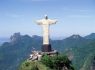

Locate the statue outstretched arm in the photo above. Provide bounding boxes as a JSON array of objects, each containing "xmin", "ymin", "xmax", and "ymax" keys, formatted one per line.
[{"xmin": 48, "ymin": 19, "xmax": 57, "ymax": 25}]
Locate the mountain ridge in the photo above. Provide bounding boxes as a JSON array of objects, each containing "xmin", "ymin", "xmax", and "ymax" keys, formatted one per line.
[{"xmin": 0, "ymin": 32, "xmax": 95, "ymax": 70}]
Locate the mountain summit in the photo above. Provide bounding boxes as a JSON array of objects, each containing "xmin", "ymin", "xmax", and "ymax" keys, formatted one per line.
[
  {"xmin": 64, "ymin": 34, "xmax": 84, "ymax": 41},
  {"xmin": 69, "ymin": 34, "xmax": 83, "ymax": 39},
  {"xmin": 10, "ymin": 32, "xmax": 21, "ymax": 43}
]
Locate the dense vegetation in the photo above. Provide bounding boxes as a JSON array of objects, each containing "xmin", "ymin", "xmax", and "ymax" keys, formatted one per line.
[
  {"xmin": 19, "ymin": 54, "xmax": 74, "ymax": 70},
  {"xmin": 41, "ymin": 54, "xmax": 74, "ymax": 70},
  {"xmin": 19, "ymin": 60, "xmax": 50, "ymax": 70},
  {"xmin": 0, "ymin": 33, "xmax": 95, "ymax": 70}
]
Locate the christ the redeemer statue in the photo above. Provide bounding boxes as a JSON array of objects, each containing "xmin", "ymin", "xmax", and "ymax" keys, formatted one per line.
[{"xmin": 36, "ymin": 15, "xmax": 57, "ymax": 52}]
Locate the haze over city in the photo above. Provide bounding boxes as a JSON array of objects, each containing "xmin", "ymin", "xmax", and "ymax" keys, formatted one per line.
[{"xmin": 0, "ymin": 0, "xmax": 95, "ymax": 38}]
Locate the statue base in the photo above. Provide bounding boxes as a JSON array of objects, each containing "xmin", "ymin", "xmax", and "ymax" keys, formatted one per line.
[{"xmin": 42, "ymin": 44, "xmax": 52, "ymax": 52}]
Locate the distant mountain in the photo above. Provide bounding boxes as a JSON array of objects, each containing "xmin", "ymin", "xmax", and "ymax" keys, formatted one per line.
[
  {"xmin": 63, "ymin": 34, "xmax": 85, "ymax": 44},
  {"xmin": 85, "ymin": 33, "xmax": 95, "ymax": 39},
  {"xmin": 51, "ymin": 35, "xmax": 85, "ymax": 52},
  {"xmin": 63, "ymin": 35, "xmax": 88, "ymax": 48},
  {"xmin": 0, "ymin": 33, "xmax": 42, "ymax": 70}
]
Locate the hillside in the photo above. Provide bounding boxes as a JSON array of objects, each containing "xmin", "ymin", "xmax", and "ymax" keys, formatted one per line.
[
  {"xmin": 0, "ymin": 33, "xmax": 42, "ymax": 70},
  {"xmin": 64, "ymin": 40, "xmax": 95, "ymax": 70},
  {"xmin": 0, "ymin": 33, "xmax": 95, "ymax": 70}
]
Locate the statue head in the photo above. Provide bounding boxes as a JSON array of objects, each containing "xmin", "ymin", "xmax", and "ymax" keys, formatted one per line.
[{"xmin": 44, "ymin": 15, "xmax": 48, "ymax": 20}]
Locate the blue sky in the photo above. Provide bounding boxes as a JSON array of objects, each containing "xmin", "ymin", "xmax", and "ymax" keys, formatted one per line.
[{"xmin": 0, "ymin": 0, "xmax": 95, "ymax": 38}]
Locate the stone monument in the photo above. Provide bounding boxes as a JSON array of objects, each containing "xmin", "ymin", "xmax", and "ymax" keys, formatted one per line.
[
  {"xmin": 29, "ymin": 15, "xmax": 58, "ymax": 61},
  {"xmin": 36, "ymin": 15, "xmax": 57, "ymax": 52}
]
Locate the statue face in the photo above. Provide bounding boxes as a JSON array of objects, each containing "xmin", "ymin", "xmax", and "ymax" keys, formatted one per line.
[{"xmin": 45, "ymin": 16, "xmax": 48, "ymax": 20}]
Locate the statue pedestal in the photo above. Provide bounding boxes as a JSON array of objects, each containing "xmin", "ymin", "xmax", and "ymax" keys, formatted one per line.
[
  {"xmin": 42, "ymin": 44, "xmax": 52, "ymax": 52},
  {"xmin": 41, "ymin": 50, "xmax": 59, "ymax": 56},
  {"xmin": 29, "ymin": 50, "xmax": 59, "ymax": 61}
]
